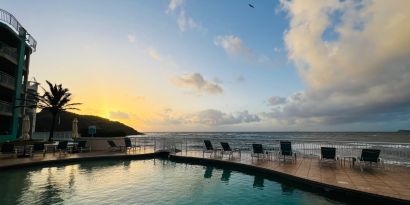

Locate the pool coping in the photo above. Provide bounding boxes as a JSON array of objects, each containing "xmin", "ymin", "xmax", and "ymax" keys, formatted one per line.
[
  {"xmin": 0, "ymin": 152, "xmax": 169, "ymax": 170},
  {"xmin": 168, "ymin": 154, "xmax": 410, "ymax": 205}
]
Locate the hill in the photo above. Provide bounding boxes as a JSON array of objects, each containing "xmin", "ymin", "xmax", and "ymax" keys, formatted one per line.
[{"xmin": 35, "ymin": 110, "xmax": 142, "ymax": 137}]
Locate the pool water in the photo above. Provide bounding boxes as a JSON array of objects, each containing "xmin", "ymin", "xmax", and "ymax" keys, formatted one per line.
[{"xmin": 0, "ymin": 159, "xmax": 346, "ymax": 205}]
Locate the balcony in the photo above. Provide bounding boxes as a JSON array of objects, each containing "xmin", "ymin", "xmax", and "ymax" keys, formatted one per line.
[
  {"xmin": 0, "ymin": 9, "xmax": 37, "ymax": 52},
  {"xmin": 0, "ymin": 100, "xmax": 12, "ymax": 116},
  {"xmin": 0, "ymin": 71, "xmax": 15, "ymax": 90},
  {"xmin": 0, "ymin": 41, "xmax": 17, "ymax": 64}
]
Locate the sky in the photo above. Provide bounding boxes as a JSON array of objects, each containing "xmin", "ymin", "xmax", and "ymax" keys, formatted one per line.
[{"xmin": 1, "ymin": 0, "xmax": 409, "ymax": 132}]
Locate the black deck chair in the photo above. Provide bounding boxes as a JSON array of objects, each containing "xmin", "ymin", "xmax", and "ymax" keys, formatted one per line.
[
  {"xmin": 33, "ymin": 143, "xmax": 45, "ymax": 156},
  {"xmin": 357, "ymin": 149, "xmax": 383, "ymax": 171},
  {"xmin": 124, "ymin": 138, "xmax": 133, "ymax": 151},
  {"xmin": 280, "ymin": 141, "xmax": 296, "ymax": 163},
  {"xmin": 107, "ymin": 140, "xmax": 124, "ymax": 151},
  {"xmin": 57, "ymin": 141, "xmax": 69, "ymax": 154},
  {"xmin": 77, "ymin": 141, "xmax": 91, "ymax": 152},
  {"xmin": 203, "ymin": 140, "xmax": 217, "ymax": 157},
  {"xmin": 124, "ymin": 138, "xmax": 140, "ymax": 151},
  {"xmin": 320, "ymin": 147, "xmax": 338, "ymax": 166},
  {"xmin": 0, "ymin": 143, "xmax": 16, "ymax": 158},
  {"xmin": 220, "ymin": 142, "xmax": 241, "ymax": 158},
  {"xmin": 251, "ymin": 144, "xmax": 266, "ymax": 159}
]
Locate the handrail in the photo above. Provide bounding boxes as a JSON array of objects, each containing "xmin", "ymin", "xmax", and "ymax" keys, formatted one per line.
[
  {"xmin": 0, "ymin": 8, "xmax": 37, "ymax": 52},
  {"xmin": 0, "ymin": 70, "xmax": 15, "ymax": 89},
  {"xmin": 0, "ymin": 100, "xmax": 12, "ymax": 114}
]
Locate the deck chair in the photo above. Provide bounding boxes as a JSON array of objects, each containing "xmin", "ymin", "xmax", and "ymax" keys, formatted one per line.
[
  {"xmin": 203, "ymin": 140, "xmax": 217, "ymax": 157},
  {"xmin": 77, "ymin": 141, "xmax": 91, "ymax": 152},
  {"xmin": 220, "ymin": 142, "xmax": 241, "ymax": 158},
  {"xmin": 107, "ymin": 140, "xmax": 124, "ymax": 151},
  {"xmin": 251, "ymin": 144, "xmax": 267, "ymax": 160},
  {"xmin": 357, "ymin": 149, "xmax": 383, "ymax": 171},
  {"xmin": 320, "ymin": 147, "xmax": 338, "ymax": 167},
  {"xmin": 57, "ymin": 141, "xmax": 69, "ymax": 155},
  {"xmin": 33, "ymin": 143, "xmax": 46, "ymax": 156},
  {"xmin": 0, "ymin": 143, "xmax": 16, "ymax": 158},
  {"xmin": 279, "ymin": 141, "xmax": 296, "ymax": 163},
  {"xmin": 124, "ymin": 138, "xmax": 139, "ymax": 151}
]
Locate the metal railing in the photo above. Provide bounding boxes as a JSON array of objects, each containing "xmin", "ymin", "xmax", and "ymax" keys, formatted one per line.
[
  {"xmin": 0, "ymin": 8, "xmax": 37, "ymax": 51},
  {"xmin": 0, "ymin": 100, "xmax": 12, "ymax": 115},
  {"xmin": 0, "ymin": 41, "xmax": 18, "ymax": 63},
  {"xmin": 32, "ymin": 131, "xmax": 79, "ymax": 141},
  {"xmin": 0, "ymin": 71, "xmax": 15, "ymax": 89},
  {"xmin": 129, "ymin": 136, "xmax": 410, "ymax": 166}
]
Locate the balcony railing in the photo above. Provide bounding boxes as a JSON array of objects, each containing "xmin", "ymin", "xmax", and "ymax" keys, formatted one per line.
[
  {"xmin": 0, "ymin": 100, "xmax": 12, "ymax": 116},
  {"xmin": 0, "ymin": 9, "xmax": 37, "ymax": 52},
  {"xmin": 129, "ymin": 136, "xmax": 410, "ymax": 167},
  {"xmin": 0, "ymin": 41, "xmax": 17, "ymax": 64},
  {"xmin": 0, "ymin": 71, "xmax": 15, "ymax": 89}
]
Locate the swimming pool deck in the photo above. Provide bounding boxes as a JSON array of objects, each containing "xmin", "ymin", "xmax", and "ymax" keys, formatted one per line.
[{"xmin": 0, "ymin": 149, "xmax": 409, "ymax": 203}]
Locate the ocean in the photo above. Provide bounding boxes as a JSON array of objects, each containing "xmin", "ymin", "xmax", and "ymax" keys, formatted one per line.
[{"xmin": 130, "ymin": 132, "xmax": 410, "ymax": 165}]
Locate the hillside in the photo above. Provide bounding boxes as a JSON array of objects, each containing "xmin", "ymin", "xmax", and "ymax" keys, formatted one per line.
[{"xmin": 35, "ymin": 110, "xmax": 142, "ymax": 137}]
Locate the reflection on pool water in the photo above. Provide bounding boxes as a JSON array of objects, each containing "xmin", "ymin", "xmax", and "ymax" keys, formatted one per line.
[{"xmin": 0, "ymin": 159, "xmax": 345, "ymax": 205}]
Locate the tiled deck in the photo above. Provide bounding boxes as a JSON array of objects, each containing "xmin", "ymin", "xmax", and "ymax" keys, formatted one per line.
[
  {"xmin": 1, "ymin": 149, "xmax": 409, "ymax": 203},
  {"xmin": 174, "ymin": 150, "xmax": 410, "ymax": 202}
]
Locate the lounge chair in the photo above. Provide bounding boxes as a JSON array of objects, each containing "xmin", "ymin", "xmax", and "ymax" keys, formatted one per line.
[
  {"xmin": 124, "ymin": 138, "xmax": 139, "ymax": 151},
  {"xmin": 220, "ymin": 142, "xmax": 241, "ymax": 158},
  {"xmin": 57, "ymin": 141, "xmax": 69, "ymax": 154},
  {"xmin": 15, "ymin": 145, "xmax": 34, "ymax": 157},
  {"xmin": 77, "ymin": 141, "xmax": 91, "ymax": 152},
  {"xmin": 107, "ymin": 140, "xmax": 125, "ymax": 151},
  {"xmin": 279, "ymin": 141, "xmax": 296, "ymax": 163},
  {"xmin": 203, "ymin": 140, "xmax": 218, "ymax": 157},
  {"xmin": 33, "ymin": 143, "xmax": 46, "ymax": 156},
  {"xmin": 357, "ymin": 149, "xmax": 384, "ymax": 171},
  {"xmin": 320, "ymin": 147, "xmax": 338, "ymax": 167},
  {"xmin": 0, "ymin": 143, "xmax": 16, "ymax": 158},
  {"xmin": 251, "ymin": 144, "xmax": 268, "ymax": 160}
]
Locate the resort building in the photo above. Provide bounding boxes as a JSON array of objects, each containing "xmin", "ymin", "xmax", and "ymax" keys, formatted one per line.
[{"xmin": 0, "ymin": 9, "xmax": 37, "ymax": 142}]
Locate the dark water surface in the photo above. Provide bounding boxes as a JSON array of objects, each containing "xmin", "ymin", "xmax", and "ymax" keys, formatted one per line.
[{"xmin": 0, "ymin": 159, "xmax": 346, "ymax": 205}]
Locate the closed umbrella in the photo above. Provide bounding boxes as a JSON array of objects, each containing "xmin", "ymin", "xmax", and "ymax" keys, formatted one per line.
[
  {"xmin": 21, "ymin": 115, "xmax": 30, "ymax": 141},
  {"xmin": 20, "ymin": 115, "xmax": 30, "ymax": 157},
  {"xmin": 72, "ymin": 118, "xmax": 79, "ymax": 140}
]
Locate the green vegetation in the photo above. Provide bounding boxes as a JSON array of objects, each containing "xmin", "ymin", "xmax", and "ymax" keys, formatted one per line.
[
  {"xmin": 35, "ymin": 110, "xmax": 141, "ymax": 137},
  {"xmin": 22, "ymin": 81, "xmax": 81, "ymax": 141}
]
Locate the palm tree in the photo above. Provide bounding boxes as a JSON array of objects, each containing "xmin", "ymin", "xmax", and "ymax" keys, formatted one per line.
[{"xmin": 37, "ymin": 81, "xmax": 81, "ymax": 142}]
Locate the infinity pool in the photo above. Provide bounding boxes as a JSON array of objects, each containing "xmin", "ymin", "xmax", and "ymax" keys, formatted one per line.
[{"xmin": 0, "ymin": 159, "xmax": 345, "ymax": 205}]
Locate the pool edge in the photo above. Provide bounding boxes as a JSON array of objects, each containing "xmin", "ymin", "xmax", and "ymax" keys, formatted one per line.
[{"xmin": 168, "ymin": 154, "xmax": 409, "ymax": 205}]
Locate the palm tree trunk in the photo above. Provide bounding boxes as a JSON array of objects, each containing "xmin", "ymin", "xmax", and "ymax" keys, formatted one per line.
[{"xmin": 48, "ymin": 112, "xmax": 57, "ymax": 142}]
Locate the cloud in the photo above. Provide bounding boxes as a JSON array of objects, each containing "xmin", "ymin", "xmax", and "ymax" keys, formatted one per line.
[
  {"xmin": 171, "ymin": 73, "xmax": 223, "ymax": 95},
  {"xmin": 167, "ymin": 0, "xmax": 184, "ymax": 13},
  {"xmin": 147, "ymin": 47, "xmax": 162, "ymax": 61},
  {"xmin": 214, "ymin": 35, "xmax": 276, "ymax": 66},
  {"xmin": 267, "ymin": 96, "xmax": 286, "ymax": 106},
  {"xmin": 214, "ymin": 35, "xmax": 253, "ymax": 57},
  {"xmin": 268, "ymin": 0, "xmax": 410, "ymax": 127},
  {"xmin": 166, "ymin": 0, "xmax": 205, "ymax": 32},
  {"xmin": 187, "ymin": 109, "xmax": 260, "ymax": 126},
  {"xmin": 127, "ymin": 34, "xmax": 136, "ymax": 43},
  {"xmin": 156, "ymin": 109, "xmax": 260, "ymax": 126},
  {"xmin": 109, "ymin": 111, "xmax": 130, "ymax": 119},
  {"xmin": 177, "ymin": 10, "xmax": 203, "ymax": 32}
]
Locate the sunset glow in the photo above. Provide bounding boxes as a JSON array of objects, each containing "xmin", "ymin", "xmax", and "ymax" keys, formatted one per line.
[{"xmin": 2, "ymin": 0, "xmax": 409, "ymax": 132}]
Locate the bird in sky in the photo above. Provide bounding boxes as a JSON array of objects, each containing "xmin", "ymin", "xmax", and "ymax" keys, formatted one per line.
[{"xmin": 248, "ymin": 3, "xmax": 255, "ymax": 8}]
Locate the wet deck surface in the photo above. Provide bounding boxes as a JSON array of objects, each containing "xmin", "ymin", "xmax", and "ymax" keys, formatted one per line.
[
  {"xmin": 1, "ymin": 148, "xmax": 409, "ymax": 202},
  {"xmin": 175, "ymin": 150, "xmax": 410, "ymax": 201}
]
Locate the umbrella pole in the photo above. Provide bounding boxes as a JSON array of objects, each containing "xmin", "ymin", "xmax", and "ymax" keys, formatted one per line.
[{"xmin": 23, "ymin": 138, "xmax": 26, "ymax": 156}]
